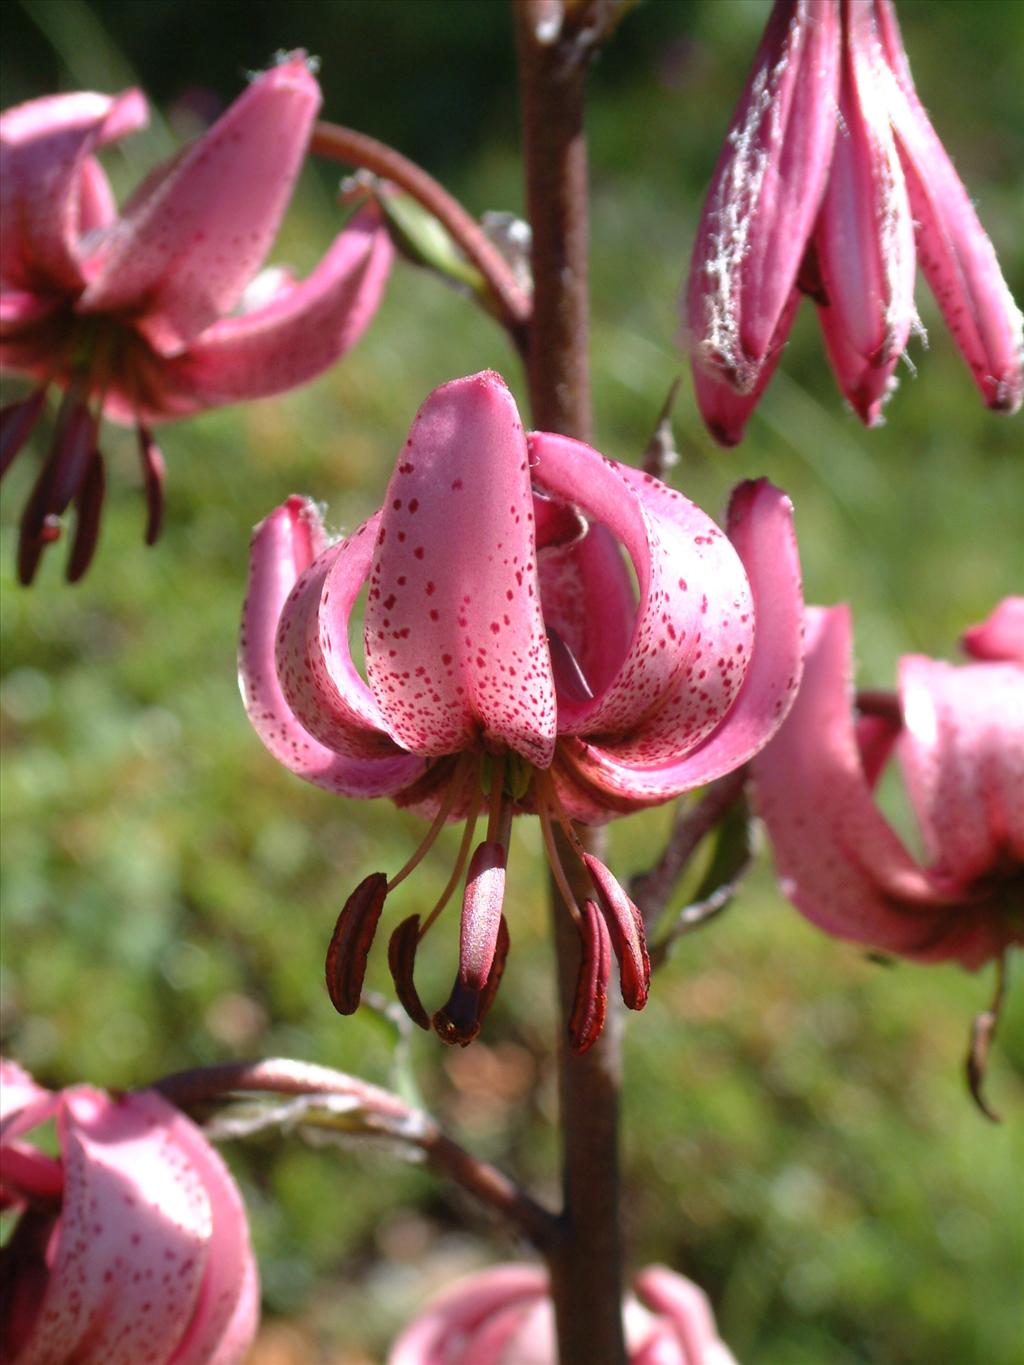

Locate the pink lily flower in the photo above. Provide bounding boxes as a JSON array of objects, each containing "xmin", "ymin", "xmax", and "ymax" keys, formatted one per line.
[
  {"xmin": 0, "ymin": 1058, "xmax": 259, "ymax": 1364},
  {"xmin": 387, "ymin": 1262, "xmax": 738, "ymax": 1365},
  {"xmin": 0, "ymin": 54, "xmax": 392, "ymax": 582},
  {"xmin": 240, "ymin": 370, "xmax": 804, "ymax": 1049},
  {"xmin": 685, "ymin": 0, "xmax": 1023, "ymax": 444},
  {"xmin": 750, "ymin": 599, "xmax": 1024, "ymax": 969}
]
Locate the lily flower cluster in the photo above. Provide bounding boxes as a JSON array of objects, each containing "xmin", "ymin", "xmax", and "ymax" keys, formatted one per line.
[
  {"xmin": 388, "ymin": 1262, "xmax": 738, "ymax": 1364},
  {"xmin": 685, "ymin": 0, "xmax": 1023, "ymax": 444},
  {"xmin": 240, "ymin": 371, "xmax": 804, "ymax": 1051},
  {"xmin": 0, "ymin": 1059, "xmax": 258, "ymax": 1364},
  {"xmin": 752, "ymin": 598, "xmax": 1024, "ymax": 967},
  {"xmin": 0, "ymin": 53, "xmax": 391, "ymax": 581}
]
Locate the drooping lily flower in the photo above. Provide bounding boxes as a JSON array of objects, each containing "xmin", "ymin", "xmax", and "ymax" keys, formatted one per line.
[
  {"xmin": 240, "ymin": 371, "xmax": 804, "ymax": 1049},
  {"xmin": 0, "ymin": 53, "xmax": 392, "ymax": 582},
  {"xmin": 387, "ymin": 1262, "xmax": 739, "ymax": 1365},
  {"xmin": 0, "ymin": 1058, "xmax": 259, "ymax": 1364},
  {"xmin": 751, "ymin": 599, "xmax": 1024, "ymax": 968},
  {"xmin": 685, "ymin": 0, "xmax": 1023, "ymax": 444}
]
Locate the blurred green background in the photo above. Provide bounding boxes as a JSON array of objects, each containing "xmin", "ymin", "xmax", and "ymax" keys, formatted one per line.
[{"xmin": 2, "ymin": 2, "xmax": 1022, "ymax": 1362}]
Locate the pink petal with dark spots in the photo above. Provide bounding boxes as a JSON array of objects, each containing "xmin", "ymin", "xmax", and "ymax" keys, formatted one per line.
[
  {"xmin": 239, "ymin": 497, "xmax": 425, "ymax": 798},
  {"xmin": 560, "ymin": 480, "xmax": 803, "ymax": 803},
  {"xmin": 148, "ymin": 205, "xmax": 392, "ymax": 419},
  {"xmin": 78, "ymin": 56, "xmax": 321, "ymax": 353},
  {"xmin": 0, "ymin": 88, "xmax": 147, "ymax": 293},
  {"xmin": 364, "ymin": 372, "xmax": 556, "ymax": 765},
  {"xmin": 751, "ymin": 606, "xmax": 993, "ymax": 964},
  {"xmin": 538, "ymin": 518, "xmax": 636, "ymax": 724},
  {"xmin": 530, "ymin": 432, "xmax": 751, "ymax": 754},
  {"xmin": 897, "ymin": 654, "xmax": 1024, "ymax": 886}
]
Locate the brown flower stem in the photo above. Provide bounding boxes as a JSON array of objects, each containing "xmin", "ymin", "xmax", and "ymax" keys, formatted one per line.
[
  {"xmin": 309, "ymin": 121, "xmax": 531, "ymax": 348},
  {"xmin": 152, "ymin": 1058, "xmax": 556, "ymax": 1249},
  {"xmin": 515, "ymin": 0, "xmax": 592, "ymax": 439},
  {"xmin": 549, "ymin": 827, "xmax": 627, "ymax": 1365},
  {"xmin": 515, "ymin": 4, "xmax": 626, "ymax": 1358}
]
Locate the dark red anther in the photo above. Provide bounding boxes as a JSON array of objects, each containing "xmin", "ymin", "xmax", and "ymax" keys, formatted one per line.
[
  {"xmin": 324, "ymin": 872, "xmax": 387, "ymax": 1015},
  {"xmin": 569, "ymin": 900, "xmax": 611, "ymax": 1055},
  {"xmin": 387, "ymin": 915, "xmax": 431, "ymax": 1030},
  {"xmin": 17, "ymin": 399, "xmax": 96, "ymax": 585},
  {"xmin": 1, "ymin": 389, "xmax": 46, "ymax": 480},
  {"xmin": 66, "ymin": 451, "xmax": 106, "ymax": 583},
  {"xmin": 433, "ymin": 915, "xmax": 510, "ymax": 1047},
  {"xmin": 137, "ymin": 425, "xmax": 166, "ymax": 546},
  {"xmin": 583, "ymin": 853, "xmax": 650, "ymax": 1010},
  {"xmin": 459, "ymin": 841, "xmax": 507, "ymax": 992}
]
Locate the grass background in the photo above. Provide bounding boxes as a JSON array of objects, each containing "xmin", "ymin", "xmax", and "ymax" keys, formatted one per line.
[{"xmin": 2, "ymin": 2, "xmax": 1022, "ymax": 1361}]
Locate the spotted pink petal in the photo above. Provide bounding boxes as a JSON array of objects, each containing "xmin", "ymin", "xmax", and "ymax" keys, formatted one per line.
[
  {"xmin": 0, "ymin": 88, "xmax": 147, "ymax": 293},
  {"xmin": 961, "ymin": 597, "xmax": 1024, "ymax": 664},
  {"xmin": 873, "ymin": 0, "xmax": 1023, "ymax": 414},
  {"xmin": 13, "ymin": 1088, "xmax": 209, "ymax": 1365},
  {"xmin": 530, "ymin": 434, "xmax": 752, "ymax": 758},
  {"xmin": 158, "ymin": 1097, "xmax": 259, "ymax": 1365},
  {"xmin": 750, "ymin": 606, "xmax": 966, "ymax": 959},
  {"xmin": 536, "ymin": 519, "xmax": 635, "ymax": 722},
  {"xmin": 812, "ymin": 0, "xmax": 916, "ymax": 427},
  {"xmin": 896, "ymin": 654, "xmax": 1024, "ymax": 887},
  {"xmin": 274, "ymin": 513, "xmax": 409, "ymax": 760},
  {"xmin": 78, "ymin": 56, "xmax": 321, "ymax": 354},
  {"xmin": 685, "ymin": 0, "xmax": 840, "ymax": 394},
  {"xmin": 561, "ymin": 480, "xmax": 804, "ymax": 807},
  {"xmin": 239, "ymin": 496, "xmax": 425, "ymax": 798},
  {"xmin": 146, "ymin": 205, "xmax": 393, "ymax": 421},
  {"xmin": 364, "ymin": 372, "xmax": 557, "ymax": 765}
]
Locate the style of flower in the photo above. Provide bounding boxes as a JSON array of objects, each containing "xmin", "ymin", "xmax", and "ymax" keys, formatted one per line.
[
  {"xmin": 240, "ymin": 370, "xmax": 804, "ymax": 1051},
  {"xmin": 685, "ymin": 0, "xmax": 1023, "ymax": 445},
  {"xmin": 0, "ymin": 1058, "xmax": 258, "ymax": 1364},
  {"xmin": 751, "ymin": 599, "xmax": 1024, "ymax": 968},
  {"xmin": 387, "ymin": 1262, "xmax": 738, "ymax": 1365},
  {"xmin": 0, "ymin": 53, "xmax": 392, "ymax": 582}
]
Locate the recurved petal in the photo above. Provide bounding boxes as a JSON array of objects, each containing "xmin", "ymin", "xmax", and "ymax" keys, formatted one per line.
[
  {"xmin": 364, "ymin": 373, "xmax": 556, "ymax": 765},
  {"xmin": 275, "ymin": 512, "xmax": 409, "ymax": 759},
  {"xmin": 561, "ymin": 480, "xmax": 803, "ymax": 803},
  {"xmin": 685, "ymin": 0, "xmax": 840, "ymax": 392},
  {"xmin": 813, "ymin": 0, "xmax": 916, "ymax": 426},
  {"xmin": 150, "ymin": 206, "xmax": 392, "ymax": 416},
  {"xmin": 961, "ymin": 597, "xmax": 1024, "ymax": 664},
  {"xmin": 874, "ymin": 3, "xmax": 1023, "ymax": 413},
  {"xmin": 529, "ymin": 433, "xmax": 751, "ymax": 755},
  {"xmin": 750, "ymin": 606, "xmax": 963, "ymax": 958},
  {"xmin": 537, "ymin": 518, "xmax": 635, "ymax": 722},
  {"xmin": 0, "ymin": 88, "xmax": 147, "ymax": 293},
  {"xmin": 141, "ymin": 1093, "xmax": 258, "ymax": 1365},
  {"xmin": 78, "ymin": 56, "xmax": 321, "ymax": 353},
  {"xmin": 897, "ymin": 654, "xmax": 1024, "ymax": 886},
  {"xmin": 14, "ymin": 1087, "xmax": 211, "ymax": 1365},
  {"xmin": 239, "ymin": 497, "xmax": 425, "ymax": 798}
]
